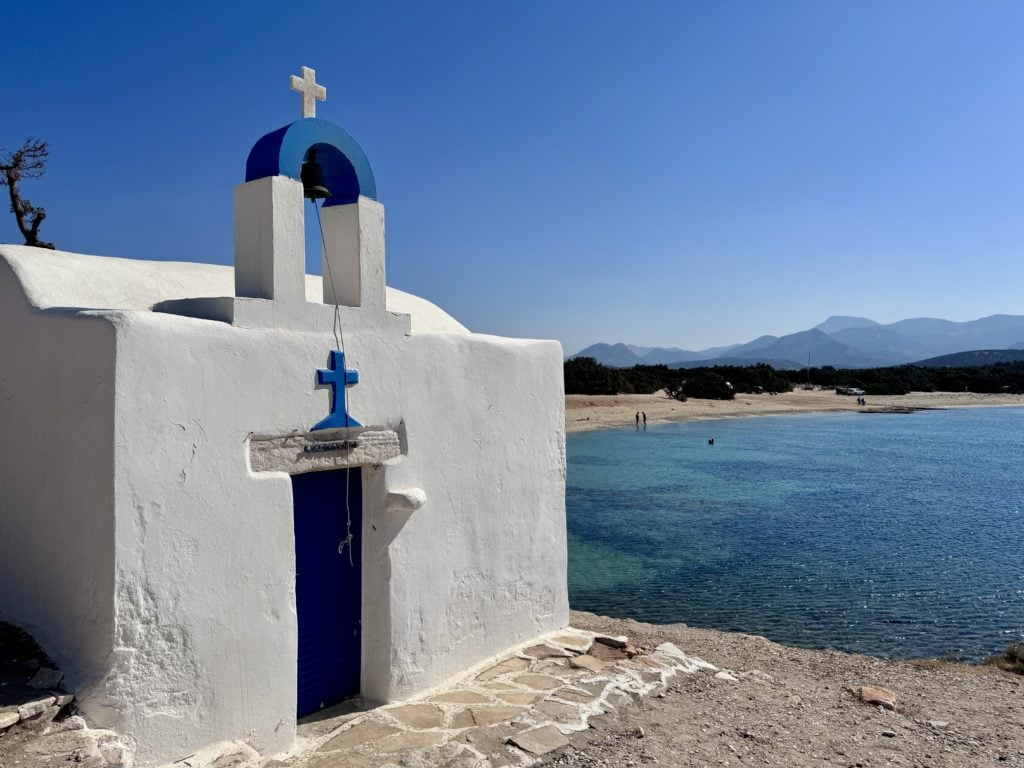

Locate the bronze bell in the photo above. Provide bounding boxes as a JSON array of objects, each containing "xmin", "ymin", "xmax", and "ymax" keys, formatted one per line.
[{"xmin": 300, "ymin": 149, "xmax": 331, "ymax": 200}]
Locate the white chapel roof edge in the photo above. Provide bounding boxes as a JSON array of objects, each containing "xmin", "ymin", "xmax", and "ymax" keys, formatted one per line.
[{"xmin": 0, "ymin": 244, "xmax": 469, "ymax": 335}]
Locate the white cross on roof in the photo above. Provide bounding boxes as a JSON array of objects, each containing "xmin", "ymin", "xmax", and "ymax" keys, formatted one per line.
[{"xmin": 290, "ymin": 66, "xmax": 326, "ymax": 119}]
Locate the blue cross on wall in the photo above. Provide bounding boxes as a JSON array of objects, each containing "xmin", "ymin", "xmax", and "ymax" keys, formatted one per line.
[{"xmin": 312, "ymin": 350, "xmax": 363, "ymax": 430}]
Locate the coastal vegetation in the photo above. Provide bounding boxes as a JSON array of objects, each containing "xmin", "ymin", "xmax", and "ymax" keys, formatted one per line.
[
  {"xmin": 986, "ymin": 643, "xmax": 1024, "ymax": 675},
  {"xmin": 564, "ymin": 357, "xmax": 1024, "ymax": 398}
]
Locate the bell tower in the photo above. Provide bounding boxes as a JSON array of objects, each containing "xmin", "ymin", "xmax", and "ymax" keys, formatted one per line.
[
  {"xmin": 155, "ymin": 67, "xmax": 403, "ymax": 332},
  {"xmin": 234, "ymin": 66, "xmax": 386, "ymax": 317}
]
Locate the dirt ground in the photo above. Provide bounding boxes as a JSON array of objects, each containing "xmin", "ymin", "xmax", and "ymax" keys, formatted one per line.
[
  {"xmin": 565, "ymin": 390, "xmax": 1024, "ymax": 433},
  {"xmin": 550, "ymin": 611, "xmax": 1024, "ymax": 768}
]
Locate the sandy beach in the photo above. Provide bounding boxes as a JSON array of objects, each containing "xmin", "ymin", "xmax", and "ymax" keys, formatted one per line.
[{"xmin": 566, "ymin": 389, "xmax": 1024, "ymax": 433}]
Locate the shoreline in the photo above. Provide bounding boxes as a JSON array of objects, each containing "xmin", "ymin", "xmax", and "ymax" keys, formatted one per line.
[{"xmin": 565, "ymin": 389, "xmax": 1024, "ymax": 433}]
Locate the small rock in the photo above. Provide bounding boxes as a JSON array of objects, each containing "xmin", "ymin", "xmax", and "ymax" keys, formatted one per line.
[
  {"xmin": 0, "ymin": 709, "xmax": 19, "ymax": 729},
  {"xmin": 18, "ymin": 695, "xmax": 56, "ymax": 719},
  {"xmin": 847, "ymin": 685, "xmax": 898, "ymax": 711},
  {"xmin": 926, "ymin": 720, "xmax": 949, "ymax": 730},
  {"xmin": 31, "ymin": 705, "xmax": 61, "ymax": 725},
  {"xmin": 881, "ymin": 730, "xmax": 896, "ymax": 738},
  {"xmin": 742, "ymin": 670, "xmax": 775, "ymax": 685},
  {"xmin": 714, "ymin": 672, "xmax": 739, "ymax": 682},
  {"xmin": 550, "ymin": 634, "xmax": 594, "ymax": 654},
  {"xmin": 28, "ymin": 667, "xmax": 63, "ymax": 690},
  {"xmin": 60, "ymin": 715, "xmax": 88, "ymax": 731},
  {"xmin": 54, "ymin": 693, "xmax": 75, "ymax": 706},
  {"xmin": 99, "ymin": 741, "xmax": 132, "ymax": 768},
  {"xmin": 633, "ymin": 727, "xmax": 645, "ymax": 739},
  {"xmin": 593, "ymin": 635, "xmax": 628, "ymax": 649}
]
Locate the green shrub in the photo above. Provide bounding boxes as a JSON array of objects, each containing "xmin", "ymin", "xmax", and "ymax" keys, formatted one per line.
[{"xmin": 984, "ymin": 643, "xmax": 1024, "ymax": 675}]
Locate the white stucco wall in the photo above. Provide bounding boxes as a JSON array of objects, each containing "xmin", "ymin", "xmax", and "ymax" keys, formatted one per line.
[
  {"xmin": 0, "ymin": 246, "xmax": 566, "ymax": 766},
  {"xmin": 0, "ymin": 256, "xmax": 117, "ymax": 698},
  {"xmin": 104, "ymin": 311, "xmax": 566, "ymax": 765}
]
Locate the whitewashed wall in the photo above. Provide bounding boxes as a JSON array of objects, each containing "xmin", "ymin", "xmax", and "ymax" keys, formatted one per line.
[
  {"xmin": 0, "ymin": 257, "xmax": 117, "ymax": 698},
  {"xmin": 0, "ymin": 246, "xmax": 568, "ymax": 766},
  {"xmin": 107, "ymin": 312, "xmax": 566, "ymax": 764}
]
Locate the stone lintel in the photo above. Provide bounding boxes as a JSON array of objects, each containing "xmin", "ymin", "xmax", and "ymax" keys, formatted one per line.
[{"xmin": 249, "ymin": 426, "xmax": 400, "ymax": 475}]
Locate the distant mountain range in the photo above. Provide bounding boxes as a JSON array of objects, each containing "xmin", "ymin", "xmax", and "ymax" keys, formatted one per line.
[{"xmin": 572, "ymin": 314, "xmax": 1024, "ymax": 369}]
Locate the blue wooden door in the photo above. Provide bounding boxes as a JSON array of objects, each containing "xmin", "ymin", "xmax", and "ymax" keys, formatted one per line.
[{"xmin": 292, "ymin": 468, "xmax": 362, "ymax": 717}]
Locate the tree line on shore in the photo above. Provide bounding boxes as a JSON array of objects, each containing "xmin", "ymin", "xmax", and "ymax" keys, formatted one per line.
[{"xmin": 564, "ymin": 356, "xmax": 1024, "ymax": 399}]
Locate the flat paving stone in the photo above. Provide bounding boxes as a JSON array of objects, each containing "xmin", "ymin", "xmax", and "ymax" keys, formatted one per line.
[
  {"xmin": 569, "ymin": 655, "xmax": 607, "ymax": 673},
  {"xmin": 549, "ymin": 635, "xmax": 593, "ymax": 654},
  {"xmin": 593, "ymin": 634, "xmax": 628, "ymax": 649},
  {"xmin": 522, "ymin": 644, "xmax": 570, "ymax": 660},
  {"xmin": 533, "ymin": 659, "xmax": 571, "ymax": 673},
  {"xmin": 318, "ymin": 719, "xmax": 400, "ymax": 751},
  {"xmin": 457, "ymin": 705, "xmax": 527, "ymax": 727},
  {"xmin": 475, "ymin": 657, "xmax": 529, "ymax": 681},
  {"xmin": 580, "ymin": 681, "xmax": 610, "ymax": 697},
  {"xmin": 450, "ymin": 708, "xmax": 476, "ymax": 729},
  {"xmin": 385, "ymin": 703, "xmax": 445, "ymax": 729},
  {"xmin": 377, "ymin": 729, "xmax": 445, "ymax": 753},
  {"xmin": 429, "ymin": 690, "xmax": 493, "ymax": 705},
  {"xmin": 458, "ymin": 724, "xmax": 520, "ymax": 765},
  {"xmin": 550, "ymin": 687, "xmax": 595, "ymax": 704},
  {"xmin": 507, "ymin": 724, "xmax": 570, "ymax": 756},
  {"xmin": 513, "ymin": 674, "xmax": 561, "ymax": 691},
  {"xmin": 307, "ymin": 752, "xmax": 395, "ymax": 768},
  {"xmin": 492, "ymin": 690, "xmax": 546, "ymax": 706},
  {"xmin": 533, "ymin": 699, "xmax": 582, "ymax": 724}
]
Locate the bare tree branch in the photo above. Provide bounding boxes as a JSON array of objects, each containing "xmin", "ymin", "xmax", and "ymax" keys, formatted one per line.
[{"xmin": 0, "ymin": 138, "xmax": 55, "ymax": 249}]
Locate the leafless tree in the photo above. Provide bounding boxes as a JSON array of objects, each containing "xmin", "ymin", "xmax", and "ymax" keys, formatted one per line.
[{"xmin": 0, "ymin": 138, "xmax": 55, "ymax": 249}]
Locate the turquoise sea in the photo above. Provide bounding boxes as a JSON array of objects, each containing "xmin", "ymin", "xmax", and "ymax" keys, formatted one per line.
[{"xmin": 566, "ymin": 407, "xmax": 1024, "ymax": 661}]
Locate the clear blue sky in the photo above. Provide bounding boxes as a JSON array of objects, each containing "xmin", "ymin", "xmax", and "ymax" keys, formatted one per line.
[{"xmin": 2, "ymin": 1, "xmax": 1022, "ymax": 354}]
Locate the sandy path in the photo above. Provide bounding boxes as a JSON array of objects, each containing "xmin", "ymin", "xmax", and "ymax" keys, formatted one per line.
[{"xmin": 566, "ymin": 389, "xmax": 1024, "ymax": 433}]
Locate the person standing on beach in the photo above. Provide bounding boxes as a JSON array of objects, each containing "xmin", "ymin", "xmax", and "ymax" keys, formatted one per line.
[
  {"xmin": 642, "ymin": 411, "xmax": 647, "ymax": 426},
  {"xmin": 635, "ymin": 412, "xmax": 640, "ymax": 427}
]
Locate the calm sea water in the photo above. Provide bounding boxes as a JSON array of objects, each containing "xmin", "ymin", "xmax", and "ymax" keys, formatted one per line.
[{"xmin": 566, "ymin": 407, "xmax": 1024, "ymax": 661}]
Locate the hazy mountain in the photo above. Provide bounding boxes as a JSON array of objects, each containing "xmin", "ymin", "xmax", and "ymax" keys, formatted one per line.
[
  {"xmin": 572, "ymin": 313, "xmax": 1024, "ymax": 369},
  {"xmin": 885, "ymin": 315, "xmax": 1024, "ymax": 359},
  {"xmin": 723, "ymin": 335, "xmax": 779, "ymax": 359},
  {"xmin": 814, "ymin": 316, "xmax": 879, "ymax": 334},
  {"xmin": 571, "ymin": 343, "xmax": 644, "ymax": 367},
  {"xmin": 625, "ymin": 344, "xmax": 656, "ymax": 356},
  {"xmin": 914, "ymin": 349, "xmax": 1024, "ymax": 367},
  {"xmin": 640, "ymin": 347, "xmax": 705, "ymax": 364},
  {"xmin": 699, "ymin": 343, "xmax": 743, "ymax": 358},
  {"xmin": 573, "ymin": 343, "xmax": 731, "ymax": 366},
  {"xmin": 670, "ymin": 356, "xmax": 807, "ymax": 370},
  {"xmin": 746, "ymin": 329, "xmax": 882, "ymax": 368},
  {"xmin": 826, "ymin": 325, "xmax": 925, "ymax": 366}
]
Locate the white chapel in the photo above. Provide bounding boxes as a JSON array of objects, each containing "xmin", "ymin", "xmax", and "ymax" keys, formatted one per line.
[{"xmin": 0, "ymin": 68, "xmax": 568, "ymax": 765}]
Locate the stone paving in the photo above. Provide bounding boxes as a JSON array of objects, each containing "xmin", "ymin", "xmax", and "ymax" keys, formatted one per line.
[{"xmin": 279, "ymin": 627, "xmax": 720, "ymax": 768}]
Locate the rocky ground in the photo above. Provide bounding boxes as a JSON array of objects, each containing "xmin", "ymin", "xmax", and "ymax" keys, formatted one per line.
[
  {"xmin": 4, "ymin": 614, "xmax": 1022, "ymax": 768},
  {"xmin": 0, "ymin": 623, "xmax": 129, "ymax": 768},
  {"xmin": 554, "ymin": 612, "xmax": 1024, "ymax": 768}
]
